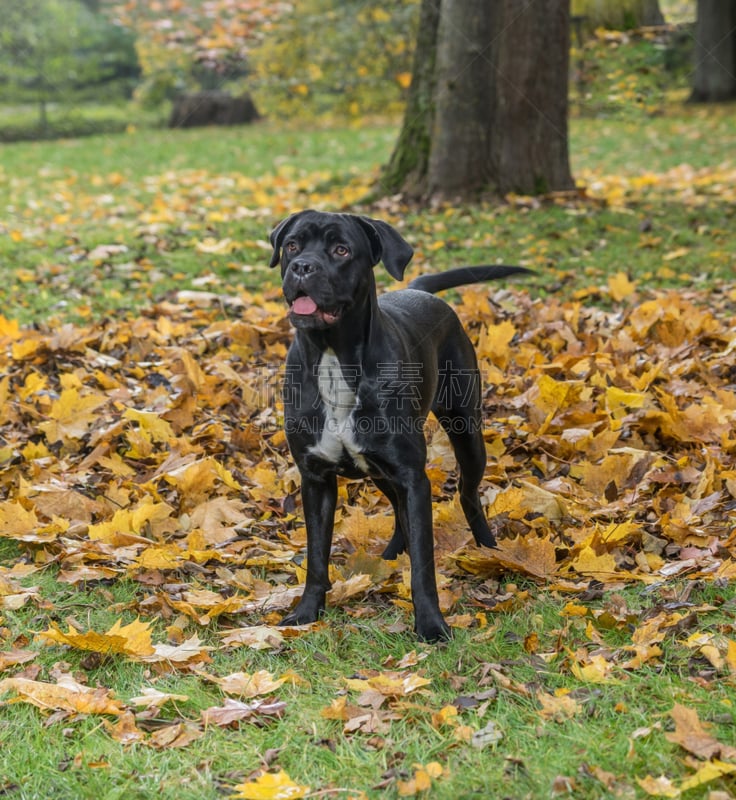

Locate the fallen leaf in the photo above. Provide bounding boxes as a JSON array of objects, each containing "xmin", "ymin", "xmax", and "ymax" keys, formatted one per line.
[
  {"xmin": 149, "ymin": 721, "xmax": 204, "ymax": 749},
  {"xmin": 537, "ymin": 690, "xmax": 582, "ymax": 721},
  {"xmin": 636, "ymin": 774, "xmax": 679, "ymax": 797},
  {"xmin": 0, "ymin": 675, "xmax": 124, "ymax": 716},
  {"xmin": 471, "ymin": 720, "xmax": 504, "ymax": 749},
  {"xmin": 397, "ymin": 762, "xmax": 443, "ymax": 796},
  {"xmin": 0, "ymin": 648, "xmax": 37, "ymax": 672},
  {"xmin": 230, "ymin": 770, "xmax": 310, "ymax": 800},
  {"xmin": 37, "ymin": 618, "xmax": 155, "ymax": 658},
  {"xmin": 201, "ymin": 697, "xmax": 286, "ymax": 728},
  {"xmin": 212, "ymin": 670, "xmax": 286, "ymax": 698},
  {"xmin": 665, "ymin": 703, "xmax": 736, "ymax": 761},
  {"xmin": 103, "ymin": 710, "xmax": 147, "ymax": 744},
  {"xmin": 679, "ymin": 759, "xmax": 736, "ymax": 792},
  {"xmin": 127, "ymin": 687, "xmax": 190, "ymax": 709},
  {"xmin": 219, "ymin": 626, "xmax": 286, "ymax": 651}
]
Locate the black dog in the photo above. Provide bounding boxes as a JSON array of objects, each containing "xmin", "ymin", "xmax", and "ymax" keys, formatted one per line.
[{"xmin": 270, "ymin": 210, "xmax": 531, "ymax": 641}]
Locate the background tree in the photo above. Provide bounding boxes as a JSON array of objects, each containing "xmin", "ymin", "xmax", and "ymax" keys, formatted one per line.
[
  {"xmin": 0, "ymin": 0, "xmax": 138, "ymax": 131},
  {"xmin": 381, "ymin": 0, "xmax": 574, "ymax": 201},
  {"xmin": 248, "ymin": 0, "xmax": 418, "ymax": 120},
  {"xmin": 689, "ymin": 0, "xmax": 736, "ymax": 102},
  {"xmin": 103, "ymin": 0, "xmax": 286, "ymax": 107}
]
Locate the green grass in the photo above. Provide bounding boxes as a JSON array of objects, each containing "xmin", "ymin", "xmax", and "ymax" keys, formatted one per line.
[
  {"xmin": 0, "ymin": 103, "xmax": 734, "ymax": 323},
  {"xmin": 2, "ymin": 568, "xmax": 735, "ymax": 798},
  {"xmin": 0, "ymin": 27, "xmax": 734, "ymax": 323}
]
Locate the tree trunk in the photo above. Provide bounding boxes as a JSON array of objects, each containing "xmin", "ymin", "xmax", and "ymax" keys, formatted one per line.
[
  {"xmin": 486, "ymin": 0, "xmax": 574, "ymax": 196},
  {"xmin": 689, "ymin": 0, "xmax": 736, "ymax": 102},
  {"xmin": 169, "ymin": 92, "xmax": 260, "ymax": 128},
  {"xmin": 379, "ymin": 0, "xmax": 441, "ymax": 197},
  {"xmin": 641, "ymin": 0, "xmax": 665, "ymax": 25},
  {"xmin": 380, "ymin": 0, "xmax": 573, "ymax": 202},
  {"xmin": 426, "ymin": 0, "xmax": 493, "ymax": 197}
]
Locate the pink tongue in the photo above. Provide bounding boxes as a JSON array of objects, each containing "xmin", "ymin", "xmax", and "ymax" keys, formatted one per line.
[{"xmin": 292, "ymin": 296, "xmax": 318, "ymax": 315}]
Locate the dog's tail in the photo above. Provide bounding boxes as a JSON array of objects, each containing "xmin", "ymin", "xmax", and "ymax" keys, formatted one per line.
[{"xmin": 407, "ymin": 265, "xmax": 534, "ymax": 294}]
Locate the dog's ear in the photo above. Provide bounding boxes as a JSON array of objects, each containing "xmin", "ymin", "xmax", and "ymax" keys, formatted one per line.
[
  {"xmin": 269, "ymin": 211, "xmax": 304, "ymax": 268},
  {"xmin": 354, "ymin": 216, "xmax": 414, "ymax": 280}
]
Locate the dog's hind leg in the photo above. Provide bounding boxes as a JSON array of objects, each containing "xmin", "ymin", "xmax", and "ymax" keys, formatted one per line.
[
  {"xmin": 434, "ymin": 363, "xmax": 496, "ymax": 549},
  {"xmin": 447, "ymin": 422, "xmax": 496, "ymax": 549},
  {"xmin": 374, "ymin": 478, "xmax": 407, "ymax": 559}
]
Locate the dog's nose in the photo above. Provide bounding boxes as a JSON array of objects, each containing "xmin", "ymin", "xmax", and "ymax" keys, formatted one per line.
[{"xmin": 291, "ymin": 259, "xmax": 316, "ymax": 278}]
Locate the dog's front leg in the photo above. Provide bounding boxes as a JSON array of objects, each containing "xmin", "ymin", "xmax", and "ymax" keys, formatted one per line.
[
  {"xmin": 396, "ymin": 472, "xmax": 451, "ymax": 643},
  {"xmin": 281, "ymin": 472, "xmax": 337, "ymax": 626}
]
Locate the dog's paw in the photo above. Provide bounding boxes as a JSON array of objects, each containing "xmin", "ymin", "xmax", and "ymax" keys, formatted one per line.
[
  {"xmin": 279, "ymin": 601, "xmax": 324, "ymax": 627},
  {"xmin": 415, "ymin": 616, "xmax": 452, "ymax": 644},
  {"xmin": 381, "ymin": 539, "xmax": 406, "ymax": 560},
  {"xmin": 474, "ymin": 530, "xmax": 497, "ymax": 549}
]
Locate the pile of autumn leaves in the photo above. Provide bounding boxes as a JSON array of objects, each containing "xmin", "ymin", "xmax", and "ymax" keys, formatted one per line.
[{"xmin": 0, "ymin": 279, "xmax": 735, "ymax": 794}]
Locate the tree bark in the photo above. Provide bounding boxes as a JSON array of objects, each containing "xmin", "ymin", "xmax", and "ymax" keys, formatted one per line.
[
  {"xmin": 689, "ymin": 0, "xmax": 736, "ymax": 102},
  {"xmin": 380, "ymin": 0, "xmax": 574, "ymax": 202},
  {"xmin": 168, "ymin": 92, "xmax": 260, "ymax": 128},
  {"xmin": 486, "ymin": 0, "xmax": 574, "ymax": 196},
  {"xmin": 426, "ymin": 0, "xmax": 493, "ymax": 197},
  {"xmin": 379, "ymin": 0, "xmax": 441, "ymax": 197}
]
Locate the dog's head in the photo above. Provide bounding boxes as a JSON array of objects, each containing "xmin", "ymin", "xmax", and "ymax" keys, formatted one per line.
[{"xmin": 269, "ymin": 210, "xmax": 414, "ymax": 329}]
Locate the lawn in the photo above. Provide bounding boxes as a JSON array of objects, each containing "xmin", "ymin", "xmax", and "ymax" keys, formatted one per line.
[
  {"xmin": 1, "ymin": 32, "xmax": 736, "ymax": 800},
  {"xmin": 0, "ymin": 100, "xmax": 734, "ymax": 322}
]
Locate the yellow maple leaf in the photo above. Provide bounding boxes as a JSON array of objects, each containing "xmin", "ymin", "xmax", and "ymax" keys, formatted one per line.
[
  {"xmin": 606, "ymin": 386, "xmax": 648, "ymax": 414},
  {"xmin": 0, "ymin": 675, "xmax": 125, "ymax": 716},
  {"xmin": 87, "ymin": 500, "xmax": 174, "ymax": 545},
  {"xmin": 123, "ymin": 408, "xmax": 175, "ymax": 443},
  {"xmin": 0, "ymin": 501, "xmax": 45, "ymax": 542},
  {"xmin": 431, "ymin": 705, "xmax": 458, "ymax": 728},
  {"xmin": 327, "ymin": 573, "xmax": 373, "ymax": 604},
  {"xmin": 726, "ymin": 639, "xmax": 736, "ymax": 674},
  {"xmin": 231, "ymin": 770, "xmax": 309, "ymax": 800},
  {"xmin": 534, "ymin": 374, "xmax": 578, "ymax": 415},
  {"xmin": 0, "ymin": 316, "xmax": 21, "ymax": 339},
  {"xmin": 216, "ymin": 670, "xmax": 286, "ymax": 698},
  {"xmin": 568, "ymin": 545, "xmax": 619, "ymax": 580},
  {"xmin": 679, "ymin": 760, "xmax": 736, "ymax": 792},
  {"xmin": 570, "ymin": 653, "xmax": 618, "ymax": 684},
  {"xmin": 38, "ymin": 618, "xmax": 155, "ymax": 658},
  {"xmin": 608, "ymin": 272, "xmax": 637, "ymax": 301},
  {"xmin": 636, "ymin": 774, "xmax": 679, "ymax": 797},
  {"xmin": 164, "ymin": 457, "xmax": 240, "ymax": 499},
  {"xmin": 38, "ymin": 387, "xmax": 107, "ymax": 443},
  {"xmin": 345, "ymin": 670, "xmax": 431, "ymax": 697},
  {"xmin": 476, "ymin": 320, "xmax": 517, "ymax": 368},
  {"xmin": 135, "ymin": 544, "xmax": 186, "ymax": 570}
]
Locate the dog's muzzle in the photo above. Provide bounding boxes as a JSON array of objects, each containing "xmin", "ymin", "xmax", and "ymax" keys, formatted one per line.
[{"xmin": 284, "ymin": 262, "xmax": 342, "ymax": 327}]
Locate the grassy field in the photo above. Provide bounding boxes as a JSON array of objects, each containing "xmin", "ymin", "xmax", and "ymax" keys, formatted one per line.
[
  {"xmin": 1, "ymin": 572, "xmax": 734, "ymax": 799},
  {"xmin": 1, "ymin": 30, "xmax": 736, "ymax": 800},
  {"xmin": 0, "ymin": 101, "xmax": 734, "ymax": 323}
]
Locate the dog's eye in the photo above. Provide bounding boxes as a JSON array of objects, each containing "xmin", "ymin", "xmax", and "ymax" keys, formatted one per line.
[
  {"xmin": 285, "ymin": 241, "xmax": 299, "ymax": 253},
  {"xmin": 334, "ymin": 244, "xmax": 350, "ymax": 257}
]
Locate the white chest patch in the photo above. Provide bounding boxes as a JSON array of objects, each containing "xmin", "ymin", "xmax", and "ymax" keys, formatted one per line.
[{"xmin": 310, "ymin": 349, "xmax": 369, "ymax": 472}]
